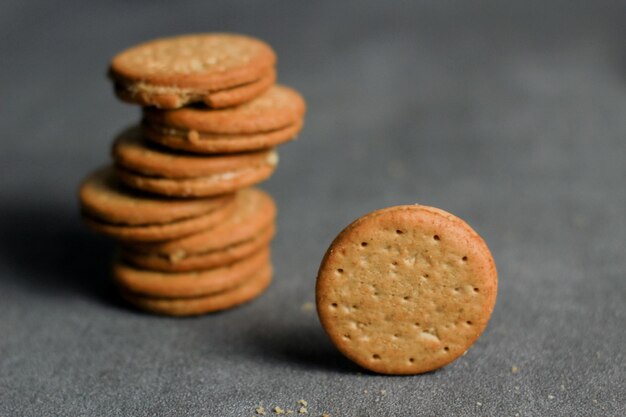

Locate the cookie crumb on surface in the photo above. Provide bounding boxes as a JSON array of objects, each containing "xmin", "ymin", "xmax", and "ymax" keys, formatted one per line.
[
  {"xmin": 297, "ymin": 399, "xmax": 308, "ymax": 406},
  {"xmin": 548, "ymin": 395, "xmax": 555, "ymax": 399},
  {"xmin": 256, "ymin": 406, "xmax": 266, "ymax": 415},
  {"xmin": 274, "ymin": 406, "xmax": 285, "ymax": 414},
  {"xmin": 322, "ymin": 414, "xmax": 331, "ymax": 417},
  {"xmin": 476, "ymin": 402, "xmax": 482, "ymax": 406},
  {"xmin": 300, "ymin": 302, "xmax": 314, "ymax": 312},
  {"xmin": 511, "ymin": 365, "xmax": 519, "ymax": 374},
  {"xmin": 298, "ymin": 407, "xmax": 308, "ymax": 414}
]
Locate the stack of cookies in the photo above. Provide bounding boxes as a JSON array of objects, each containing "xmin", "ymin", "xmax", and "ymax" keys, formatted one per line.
[{"xmin": 79, "ymin": 33, "xmax": 305, "ymax": 316}]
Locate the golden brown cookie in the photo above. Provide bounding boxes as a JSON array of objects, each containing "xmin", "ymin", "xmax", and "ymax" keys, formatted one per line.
[
  {"xmin": 316, "ymin": 205, "xmax": 498, "ymax": 375},
  {"xmin": 126, "ymin": 188, "xmax": 276, "ymax": 258},
  {"xmin": 109, "ymin": 33, "xmax": 276, "ymax": 109},
  {"xmin": 112, "ymin": 127, "xmax": 278, "ymax": 197},
  {"xmin": 122, "ymin": 224, "xmax": 275, "ymax": 272},
  {"xmin": 141, "ymin": 85, "xmax": 305, "ymax": 154},
  {"xmin": 79, "ymin": 166, "xmax": 235, "ymax": 242},
  {"xmin": 143, "ymin": 120, "xmax": 303, "ymax": 154},
  {"xmin": 114, "ymin": 247, "xmax": 270, "ymax": 298},
  {"xmin": 121, "ymin": 263, "xmax": 272, "ymax": 316}
]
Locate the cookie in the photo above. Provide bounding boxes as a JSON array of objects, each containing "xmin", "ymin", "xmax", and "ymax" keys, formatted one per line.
[
  {"xmin": 143, "ymin": 120, "xmax": 303, "ymax": 154},
  {"xmin": 126, "ymin": 188, "xmax": 276, "ymax": 258},
  {"xmin": 112, "ymin": 127, "xmax": 278, "ymax": 197},
  {"xmin": 114, "ymin": 247, "xmax": 270, "ymax": 298},
  {"xmin": 121, "ymin": 263, "xmax": 272, "ymax": 316},
  {"xmin": 316, "ymin": 205, "xmax": 498, "ymax": 375},
  {"xmin": 122, "ymin": 224, "xmax": 275, "ymax": 272},
  {"xmin": 109, "ymin": 33, "xmax": 276, "ymax": 109},
  {"xmin": 80, "ymin": 166, "xmax": 235, "ymax": 241},
  {"xmin": 141, "ymin": 84, "xmax": 305, "ymax": 154}
]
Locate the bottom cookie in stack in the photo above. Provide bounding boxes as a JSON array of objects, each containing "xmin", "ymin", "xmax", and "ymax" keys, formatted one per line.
[{"xmin": 114, "ymin": 188, "xmax": 276, "ymax": 316}]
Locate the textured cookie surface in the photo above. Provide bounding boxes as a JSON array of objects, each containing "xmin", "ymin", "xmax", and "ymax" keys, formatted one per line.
[
  {"xmin": 122, "ymin": 263, "xmax": 272, "ymax": 316},
  {"xmin": 109, "ymin": 33, "xmax": 276, "ymax": 108},
  {"xmin": 143, "ymin": 85, "xmax": 306, "ymax": 134},
  {"xmin": 316, "ymin": 205, "xmax": 497, "ymax": 375},
  {"xmin": 79, "ymin": 166, "xmax": 231, "ymax": 225}
]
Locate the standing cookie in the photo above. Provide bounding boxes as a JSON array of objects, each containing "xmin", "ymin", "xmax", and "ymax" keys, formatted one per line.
[
  {"xmin": 109, "ymin": 33, "xmax": 276, "ymax": 109},
  {"xmin": 316, "ymin": 205, "xmax": 497, "ymax": 375}
]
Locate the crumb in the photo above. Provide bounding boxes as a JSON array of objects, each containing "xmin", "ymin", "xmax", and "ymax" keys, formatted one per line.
[
  {"xmin": 514, "ymin": 413, "xmax": 519, "ymax": 416},
  {"xmin": 274, "ymin": 406, "xmax": 285, "ymax": 415},
  {"xmin": 596, "ymin": 351, "xmax": 602, "ymax": 359},
  {"xmin": 322, "ymin": 414, "xmax": 331, "ymax": 417},
  {"xmin": 286, "ymin": 411, "xmax": 293, "ymax": 415},
  {"xmin": 514, "ymin": 386, "xmax": 520, "ymax": 391},
  {"xmin": 363, "ymin": 389, "xmax": 368, "ymax": 394},
  {"xmin": 476, "ymin": 402, "xmax": 482, "ymax": 406},
  {"xmin": 298, "ymin": 400, "xmax": 308, "ymax": 407},
  {"xmin": 256, "ymin": 406, "xmax": 266, "ymax": 415},
  {"xmin": 511, "ymin": 365, "xmax": 519, "ymax": 374},
  {"xmin": 548, "ymin": 395, "xmax": 554, "ymax": 400},
  {"xmin": 560, "ymin": 384, "xmax": 565, "ymax": 391},
  {"xmin": 592, "ymin": 399, "xmax": 598, "ymax": 404},
  {"xmin": 380, "ymin": 389, "xmax": 386, "ymax": 395},
  {"xmin": 298, "ymin": 407, "xmax": 308, "ymax": 414},
  {"xmin": 301, "ymin": 302, "xmax": 314, "ymax": 312}
]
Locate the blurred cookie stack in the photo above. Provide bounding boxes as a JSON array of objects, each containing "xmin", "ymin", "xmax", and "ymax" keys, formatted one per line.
[{"xmin": 79, "ymin": 33, "xmax": 305, "ymax": 316}]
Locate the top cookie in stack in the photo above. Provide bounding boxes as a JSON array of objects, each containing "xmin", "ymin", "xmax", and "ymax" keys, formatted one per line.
[
  {"xmin": 79, "ymin": 33, "xmax": 305, "ymax": 316},
  {"xmin": 110, "ymin": 33, "xmax": 277, "ymax": 109}
]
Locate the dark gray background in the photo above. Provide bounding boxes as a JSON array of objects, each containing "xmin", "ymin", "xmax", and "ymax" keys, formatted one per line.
[{"xmin": 1, "ymin": 1, "xmax": 624, "ymax": 416}]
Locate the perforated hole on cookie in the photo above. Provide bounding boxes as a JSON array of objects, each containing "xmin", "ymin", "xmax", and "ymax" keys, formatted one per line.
[
  {"xmin": 372, "ymin": 354, "xmax": 381, "ymax": 360},
  {"xmin": 361, "ymin": 242, "xmax": 368, "ymax": 247},
  {"xmin": 336, "ymin": 268, "xmax": 344, "ymax": 274},
  {"xmin": 462, "ymin": 256, "xmax": 468, "ymax": 262},
  {"xmin": 433, "ymin": 235, "xmax": 440, "ymax": 241},
  {"xmin": 396, "ymin": 229, "xmax": 403, "ymax": 235}
]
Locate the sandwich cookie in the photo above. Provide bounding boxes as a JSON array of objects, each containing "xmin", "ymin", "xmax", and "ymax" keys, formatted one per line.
[
  {"xmin": 316, "ymin": 205, "xmax": 498, "ymax": 375},
  {"xmin": 122, "ymin": 223, "xmax": 275, "ymax": 272},
  {"xmin": 121, "ymin": 263, "xmax": 273, "ymax": 316},
  {"xmin": 80, "ymin": 166, "xmax": 235, "ymax": 242},
  {"xmin": 109, "ymin": 33, "xmax": 276, "ymax": 109},
  {"xmin": 114, "ymin": 247, "xmax": 270, "ymax": 298},
  {"xmin": 142, "ymin": 85, "xmax": 305, "ymax": 153},
  {"xmin": 113, "ymin": 127, "xmax": 278, "ymax": 197},
  {"xmin": 125, "ymin": 188, "xmax": 276, "ymax": 260}
]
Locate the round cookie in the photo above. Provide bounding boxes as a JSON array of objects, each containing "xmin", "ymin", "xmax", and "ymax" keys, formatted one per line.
[
  {"xmin": 143, "ymin": 85, "xmax": 306, "ymax": 135},
  {"xmin": 80, "ymin": 166, "xmax": 231, "ymax": 225},
  {"xmin": 113, "ymin": 126, "xmax": 278, "ymax": 178},
  {"xmin": 143, "ymin": 120, "xmax": 303, "ymax": 154},
  {"xmin": 80, "ymin": 167, "xmax": 236, "ymax": 241},
  {"xmin": 121, "ymin": 263, "xmax": 273, "ymax": 316},
  {"xmin": 126, "ymin": 188, "xmax": 276, "ymax": 257},
  {"xmin": 109, "ymin": 33, "xmax": 276, "ymax": 109},
  {"xmin": 122, "ymin": 224, "xmax": 275, "ymax": 272},
  {"xmin": 316, "ymin": 205, "xmax": 497, "ymax": 375},
  {"xmin": 112, "ymin": 127, "xmax": 278, "ymax": 197},
  {"xmin": 114, "ymin": 248, "xmax": 270, "ymax": 298}
]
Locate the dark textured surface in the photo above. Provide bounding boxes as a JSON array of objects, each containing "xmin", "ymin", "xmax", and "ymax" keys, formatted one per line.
[{"xmin": 1, "ymin": 1, "xmax": 625, "ymax": 416}]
